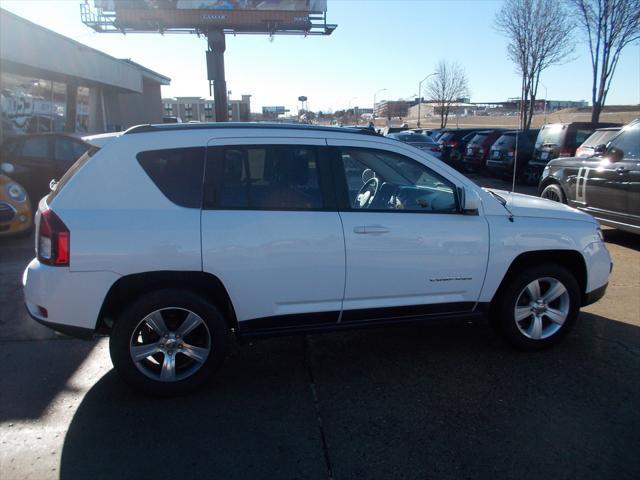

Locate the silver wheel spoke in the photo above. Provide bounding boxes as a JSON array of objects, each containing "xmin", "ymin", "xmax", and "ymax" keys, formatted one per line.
[
  {"xmin": 160, "ymin": 353, "xmax": 176, "ymax": 381},
  {"xmin": 515, "ymin": 306, "xmax": 531, "ymax": 321},
  {"xmin": 180, "ymin": 343, "xmax": 209, "ymax": 363},
  {"xmin": 528, "ymin": 315, "xmax": 543, "ymax": 339},
  {"xmin": 175, "ymin": 312, "xmax": 203, "ymax": 338},
  {"xmin": 131, "ymin": 343, "xmax": 161, "ymax": 361},
  {"xmin": 543, "ymin": 281, "xmax": 567, "ymax": 304},
  {"xmin": 526, "ymin": 280, "xmax": 541, "ymax": 301},
  {"xmin": 545, "ymin": 307, "xmax": 566, "ymax": 325},
  {"xmin": 145, "ymin": 311, "xmax": 169, "ymax": 336}
]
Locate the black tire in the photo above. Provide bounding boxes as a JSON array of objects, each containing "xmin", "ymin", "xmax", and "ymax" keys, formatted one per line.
[
  {"xmin": 491, "ymin": 264, "xmax": 581, "ymax": 350},
  {"xmin": 109, "ymin": 289, "xmax": 229, "ymax": 396},
  {"xmin": 540, "ymin": 183, "xmax": 566, "ymax": 204}
]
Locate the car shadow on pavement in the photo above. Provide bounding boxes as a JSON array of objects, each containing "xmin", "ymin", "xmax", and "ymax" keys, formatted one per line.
[
  {"xmin": 59, "ymin": 313, "xmax": 640, "ymax": 480},
  {"xmin": 603, "ymin": 229, "xmax": 640, "ymax": 251}
]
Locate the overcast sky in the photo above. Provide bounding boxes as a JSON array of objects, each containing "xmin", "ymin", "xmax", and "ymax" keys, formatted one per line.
[{"xmin": 2, "ymin": 0, "xmax": 639, "ymax": 113}]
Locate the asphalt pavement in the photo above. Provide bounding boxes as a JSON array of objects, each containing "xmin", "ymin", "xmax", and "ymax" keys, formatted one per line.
[{"xmin": 1, "ymin": 177, "xmax": 639, "ymax": 480}]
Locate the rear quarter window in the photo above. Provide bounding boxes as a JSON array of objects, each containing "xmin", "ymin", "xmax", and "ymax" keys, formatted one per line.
[{"xmin": 137, "ymin": 147, "xmax": 205, "ymax": 208}]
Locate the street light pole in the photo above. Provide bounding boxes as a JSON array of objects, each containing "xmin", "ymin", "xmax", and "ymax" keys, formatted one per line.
[
  {"xmin": 417, "ymin": 72, "xmax": 436, "ymax": 128},
  {"xmin": 373, "ymin": 88, "xmax": 387, "ymax": 124}
]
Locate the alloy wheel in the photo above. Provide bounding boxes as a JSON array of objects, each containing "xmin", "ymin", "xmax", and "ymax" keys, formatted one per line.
[
  {"xmin": 129, "ymin": 307, "xmax": 211, "ymax": 382},
  {"xmin": 514, "ymin": 277, "xmax": 570, "ymax": 340}
]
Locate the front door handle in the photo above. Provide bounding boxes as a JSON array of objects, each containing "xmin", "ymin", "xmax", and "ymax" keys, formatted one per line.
[
  {"xmin": 615, "ymin": 167, "xmax": 628, "ymax": 174},
  {"xmin": 354, "ymin": 225, "xmax": 390, "ymax": 234}
]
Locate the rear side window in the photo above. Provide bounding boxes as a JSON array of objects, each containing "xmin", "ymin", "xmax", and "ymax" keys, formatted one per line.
[
  {"xmin": 213, "ymin": 145, "xmax": 324, "ymax": 210},
  {"xmin": 137, "ymin": 147, "xmax": 205, "ymax": 208}
]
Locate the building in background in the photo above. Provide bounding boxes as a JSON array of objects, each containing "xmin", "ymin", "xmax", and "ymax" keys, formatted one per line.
[
  {"xmin": 374, "ymin": 100, "xmax": 416, "ymax": 119},
  {"xmin": 162, "ymin": 95, "xmax": 251, "ymax": 122},
  {"xmin": 0, "ymin": 9, "xmax": 170, "ymax": 141}
]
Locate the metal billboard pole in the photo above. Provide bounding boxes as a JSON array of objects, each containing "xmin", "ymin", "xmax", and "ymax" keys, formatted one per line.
[{"xmin": 207, "ymin": 30, "xmax": 228, "ymax": 122}]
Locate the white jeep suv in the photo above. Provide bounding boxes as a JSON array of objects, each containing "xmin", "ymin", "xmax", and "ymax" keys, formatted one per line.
[{"xmin": 23, "ymin": 123, "xmax": 611, "ymax": 395}]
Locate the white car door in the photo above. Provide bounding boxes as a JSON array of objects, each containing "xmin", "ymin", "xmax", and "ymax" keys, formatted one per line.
[
  {"xmin": 327, "ymin": 138, "xmax": 489, "ymax": 322},
  {"xmin": 200, "ymin": 137, "xmax": 345, "ymax": 334}
]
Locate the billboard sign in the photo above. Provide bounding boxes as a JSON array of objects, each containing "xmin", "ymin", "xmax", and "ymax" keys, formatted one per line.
[{"xmin": 96, "ymin": 1, "xmax": 328, "ymax": 33}]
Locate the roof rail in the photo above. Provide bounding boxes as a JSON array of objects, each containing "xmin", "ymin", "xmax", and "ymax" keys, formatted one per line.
[{"xmin": 124, "ymin": 122, "xmax": 382, "ymax": 136}]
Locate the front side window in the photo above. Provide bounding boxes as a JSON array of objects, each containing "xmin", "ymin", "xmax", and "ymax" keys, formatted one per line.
[
  {"xmin": 610, "ymin": 123, "xmax": 640, "ymax": 159},
  {"xmin": 137, "ymin": 147, "xmax": 205, "ymax": 208},
  {"xmin": 21, "ymin": 136, "xmax": 49, "ymax": 158},
  {"xmin": 339, "ymin": 148, "xmax": 457, "ymax": 212},
  {"xmin": 55, "ymin": 138, "xmax": 88, "ymax": 163},
  {"xmin": 217, "ymin": 145, "xmax": 323, "ymax": 210}
]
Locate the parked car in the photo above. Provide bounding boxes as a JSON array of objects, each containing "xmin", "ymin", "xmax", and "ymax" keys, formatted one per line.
[
  {"xmin": 575, "ymin": 127, "xmax": 621, "ymax": 158},
  {"xmin": 382, "ymin": 125, "xmax": 410, "ymax": 136},
  {"xmin": 538, "ymin": 119, "xmax": 640, "ymax": 234},
  {"xmin": 387, "ymin": 132, "xmax": 439, "ymax": 152},
  {"xmin": 0, "ymin": 174, "xmax": 32, "ymax": 237},
  {"xmin": 0, "ymin": 133, "xmax": 91, "ymax": 204},
  {"xmin": 486, "ymin": 129, "xmax": 540, "ymax": 179},
  {"xmin": 437, "ymin": 128, "xmax": 482, "ymax": 168},
  {"xmin": 524, "ymin": 122, "xmax": 621, "ymax": 184},
  {"xmin": 23, "ymin": 123, "xmax": 611, "ymax": 395},
  {"xmin": 461, "ymin": 129, "xmax": 506, "ymax": 173}
]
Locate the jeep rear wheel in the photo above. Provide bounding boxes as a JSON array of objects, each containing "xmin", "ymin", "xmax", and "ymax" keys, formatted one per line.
[
  {"xmin": 110, "ymin": 289, "xmax": 228, "ymax": 396},
  {"xmin": 493, "ymin": 264, "xmax": 580, "ymax": 350}
]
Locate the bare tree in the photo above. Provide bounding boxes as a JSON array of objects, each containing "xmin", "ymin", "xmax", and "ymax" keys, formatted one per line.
[
  {"xmin": 569, "ymin": 0, "xmax": 640, "ymax": 122},
  {"xmin": 495, "ymin": 0, "xmax": 574, "ymax": 130},
  {"xmin": 425, "ymin": 60, "xmax": 470, "ymax": 128}
]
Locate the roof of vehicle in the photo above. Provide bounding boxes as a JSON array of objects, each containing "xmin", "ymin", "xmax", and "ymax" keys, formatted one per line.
[
  {"xmin": 124, "ymin": 122, "xmax": 381, "ymax": 136},
  {"xmin": 540, "ymin": 122, "xmax": 622, "ymax": 128}
]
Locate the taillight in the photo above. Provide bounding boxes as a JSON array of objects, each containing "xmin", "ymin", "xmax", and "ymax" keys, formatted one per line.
[
  {"xmin": 559, "ymin": 148, "xmax": 572, "ymax": 157},
  {"xmin": 38, "ymin": 208, "xmax": 70, "ymax": 266}
]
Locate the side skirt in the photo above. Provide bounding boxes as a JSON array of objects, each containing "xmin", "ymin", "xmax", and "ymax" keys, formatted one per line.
[{"xmin": 237, "ymin": 302, "xmax": 489, "ymax": 339}]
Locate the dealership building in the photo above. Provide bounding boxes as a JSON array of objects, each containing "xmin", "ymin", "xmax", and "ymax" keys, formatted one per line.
[{"xmin": 0, "ymin": 9, "xmax": 170, "ymax": 141}]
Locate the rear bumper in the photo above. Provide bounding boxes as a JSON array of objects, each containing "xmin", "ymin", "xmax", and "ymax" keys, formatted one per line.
[
  {"xmin": 22, "ymin": 258, "xmax": 120, "ymax": 336},
  {"xmin": 25, "ymin": 304, "xmax": 94, "ymax": 339}
]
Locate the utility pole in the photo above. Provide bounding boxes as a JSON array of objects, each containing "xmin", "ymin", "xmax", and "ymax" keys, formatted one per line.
[{"xmin": 417, "ymin": 73, "xmax": 435, "ymax": 128}]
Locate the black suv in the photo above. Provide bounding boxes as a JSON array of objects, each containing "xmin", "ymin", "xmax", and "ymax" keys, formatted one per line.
[
  {"xmin": 524, "ymin": 122, "xmax": 621, "ymax": 184},
  {"xmin": 486, "ymin": 129, "xmax": 539, "ymax": 179},
  {"xmin": 538, "ymin": 119, "xmax": 640, "ymax": 234}
]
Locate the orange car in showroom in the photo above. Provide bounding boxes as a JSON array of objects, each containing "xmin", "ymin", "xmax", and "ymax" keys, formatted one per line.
[{"xmin": 0, "ymin": 174, "xmax": 32, "ymax": 236}]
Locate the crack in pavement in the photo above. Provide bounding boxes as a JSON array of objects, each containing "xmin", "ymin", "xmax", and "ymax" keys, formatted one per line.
[{"xmin": 302, "ymin": 335, "xmax": 334, "ymax": 480}]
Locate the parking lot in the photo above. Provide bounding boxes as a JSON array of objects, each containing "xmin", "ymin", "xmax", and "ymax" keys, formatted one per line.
[{"xmin": 1, "ymin": 174, "xmax": 639, "ymax": 480}]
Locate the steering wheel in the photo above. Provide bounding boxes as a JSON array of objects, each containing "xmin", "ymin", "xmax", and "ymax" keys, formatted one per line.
[{"xmin": 356, "ymin": 177, "xmax": 379, "ymax": 208}]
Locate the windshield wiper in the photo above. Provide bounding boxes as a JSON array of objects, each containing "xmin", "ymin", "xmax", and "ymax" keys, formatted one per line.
[
  {"xmin": 486, "ymin": 188, "xmax": 506, "ymax": 205},
  {"xmin": 486, "ymin": 189, "xmax": 515, "ymax": 222}
]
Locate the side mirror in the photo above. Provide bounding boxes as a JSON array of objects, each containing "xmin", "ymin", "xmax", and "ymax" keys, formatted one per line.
[
  {"xmin": 593, "ymin": 144, "xmax": 607, "ymax": 155},
  {"xmin": 607, "ymin": 146, "xmax": 624, "ymax": 162},
  {"xmin": 461, "ymin": 187, "xmax": 482, "ymax": 214},
  {"xmin": 1, "ymin": 163, "xmax": 15, "ymax": 175}
]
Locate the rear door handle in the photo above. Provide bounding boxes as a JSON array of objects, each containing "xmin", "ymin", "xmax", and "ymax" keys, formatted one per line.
[
  {"xmin": 354, "ymin": 225, "xmax": 390, "ymax": 234},
  {"xmin": 615, "ymin": 167, "xmax": 629, "ymax": 174}
]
